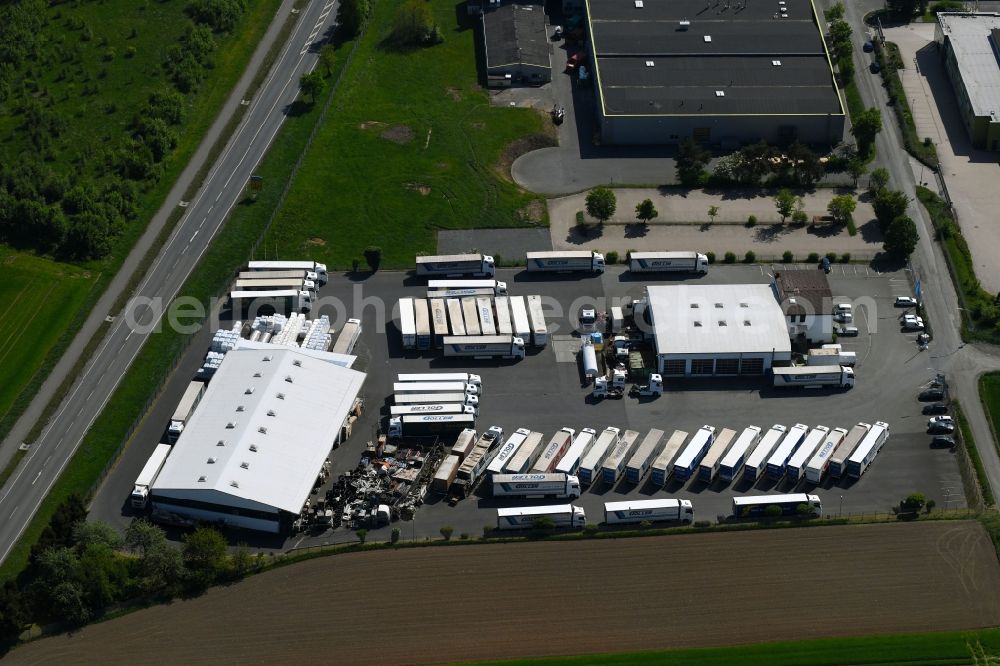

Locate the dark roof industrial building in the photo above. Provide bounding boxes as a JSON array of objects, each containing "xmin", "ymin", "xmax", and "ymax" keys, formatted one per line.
[
  {"xmin": 584, "ymin": 0, "xmax": 845, "ymax": 146},
  {"xmin": 482, "ymin": 2, "xmax": 551, "ymax": 87}
]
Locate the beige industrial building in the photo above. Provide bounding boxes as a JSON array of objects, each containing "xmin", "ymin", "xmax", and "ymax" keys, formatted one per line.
[{"xmin": 935, "ymin": 13, "xmax": 1000, "ymax": 151}]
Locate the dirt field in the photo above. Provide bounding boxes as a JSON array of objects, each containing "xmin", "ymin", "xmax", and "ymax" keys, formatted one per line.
[{"xmin": 11, "ymin": 522, "xmax": 1000, "ymax": 665}]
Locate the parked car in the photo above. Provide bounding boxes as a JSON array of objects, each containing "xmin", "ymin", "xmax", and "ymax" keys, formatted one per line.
[
  {"xmin": 820, "ymin": 257, "xmax": 831, "ymax": 273},
  {"xmin": 928, "ymin": 416, "xmax": 955, "ymax": 433},
  {"xmin": 895, "ymin": 296, "xmax": 918, "ymax": 307},
  {"xmin": 902, "ymin": 315, "xmax": 925, "ymax": 330},
  {"xmin": 863, "ymin": 41, "xmax": 875, "ymax": 52},
  {"xmin": 838, "ymin": 325, "xmax": 859, "ymax": 336},
  {"xmin": 834, "ymin": 312, "xmax": 853, "ymax": 323},
  {"xmin": 922, "ymin": 402, "xmax": 949, "ymax": 415},
  {"xmin": 919, "ymin": 388, "xmax": 945, "ymax": 401},
  {"xmin": 931, "ymin": 435, "xmax": 956, "ymax": 448},
  {"xmin": 870, "ymin": 61, "xmax": 881, "ymax": 74}
]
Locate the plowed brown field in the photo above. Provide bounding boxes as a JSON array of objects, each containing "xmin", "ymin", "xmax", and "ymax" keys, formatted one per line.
[{"xmin": 11, "ymin": 521, "xmax": 1000, "ymax": 665}]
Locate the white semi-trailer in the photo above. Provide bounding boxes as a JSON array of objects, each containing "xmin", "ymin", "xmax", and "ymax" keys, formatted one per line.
[
  {"xmin": 627, "ymin": 251, "xmax": 709, "ymax": 274},
  {"xmin": 442, "ymin": 335, "xmax": 525, "ymax": 359},
  {"xmin": 247, "ymin": 260, "xmax": 328, "ymax": 284},
  {"xmin": 388, "ymin": 414, "xmax": 476, "ymax": 439},
  {"xmin": 238, "ymin": 269, "xmax": 319, "ymax": 283},
  {"xmin": 131, "ymin": 443, "xmax": 172, "ymax": 509},
  {"xmin": 509, "ymin": 296, "xmax": 531, "ymax": 341},
  {"xmin": 233, "ymin": 278, "xmax": 316, "ymax": 294},
  {"xmin": 428, "ymin": 288, "xmax": 495, "ymax": 300},
  {"xmin": 496, "ymin": 504, "xmax": 586, "ymax": 530},
  {"xmin": 526, "ymin": 295, "xmax": 548, "ymax": 346},
  {"xmin": 168, "ymin": 380, "xmax": 205, "ymax": 443},
  {"xmin": 461, "ymin": 297, "xmax": 481, "ymax": 336},
  {"xmin": 487, "ymin": 428, "xmax": 532, "ymax": 475},
  {"xmin": 451, "ymin": 428, "xmax": 479, "ymax": 461},
  {"xmin": 846, "ymin": 421, "xmax": 890, "ymax": 478},
  {"xmin": 718, "ymin": 426, "xmax": 762, "ymax": 482},
  {"xmin": 555, "ymin": 428, "xmax": 597, "ymax": 475},
  {"xmin": 743, "ymin": 424, "xmax": 787, "ymax": 482},
  {"xmin": 477, "ymin": 297, "xmax": 497, "ymax": 336},
  {"xmin": 765, "ymin": 423, "xmax": 809, "ymax": 480},
  {"xmin": 393, "ymin": 392, "xmax": 478, "ymax": 406},
  {"xmin": 492, "ymin": 473, "xmax": 581, "ymax": 499},
  {"xmin": 697, "ymin": 427, "xmax": 737, "ymax": 483},
  {"xmin": 399, "ymin": 297, "xmax": 416, "ymax": 349},
  {"xmin": 393, "ymin": 382, "xmax": 479, "ymax": 396},
  {"xmin": 446, "ymin": 299, "xmax": 466, "ymax": 336},
  {"xmin": 414, "ymin": 298, "xmax": 432, "ymax": 351},
  {"xmin": 494, "ymin": 296, "xmax": 513, "ymax": 336},
  {"xmin": 431, "ymin": 454, "xmax": 461, "ymax": 493},
  {"xmin": 578, "ymin": 427, "xmax": 622, "ymax": 484},
  {"xmin": 416, "ymin": 253, "xmax": 495, "ymax": 277},
  {"xmin": 427, "ymin": 279, "xmax": 507, "ymax": 295},
  {"xmin": 804, "ymin": 427, "xmax": 848, "ymax": 483},
  {"xmin": 785, "ymin": 425, "xmax": 830, "ymax": 482},
  {"xmin": 231, "ymin": 289, "xmax": 312, "ymax": 315},
  {"xmin": 504, "ymin": 431, "xmax": 545, "ymax": 474},
  {"xmin": 450, "ymin": 426, "xmax": 504, "ymax": 499},
  {"xmin": 624, "ymin": 428, "xmax": 665, "ymax": 484},
  {"xmin": 397, "ymin": 373, "xmax": 483, "ymax": 388},
  {"xmin": 604, "ymin": 499, "xmax": 694, "ymax": 525},
  {"xmin": 650, "ymin": 429, "xmax": 689, "ymax": 485},
  {"xmin": 772, "ymin": 365, "xmax": 855, "ymax": 388},
  {"xmin": 389, "ymin": 403, "xmax": 476, "ymax": 417},
  {"xmin": 600, "ymin": 430, "xmax": 641, "ymax": 485},
  {"xmin": 829, "ymin": 422, "xmax": 871, "ymax": 479},
  {"xmin": 733, "ymin": 493, "xmax": 822, "ymax": 518},
  {"xmin": 531, "ymin": 428, "xmax": 575, "ymax": 473},
  {"xmin": 807, "ymin": 348, "xmax": 857, "ymax": 367},
  {"xmin": 525, "ymin": 250, "xmax": 605, "ymax": 273},
  {"xmin": 672, "ymin": 425, "xmax": 716, "ymax": 482},
  {"xmin": 331, "ymin": 318, "xmax": 362, "ymax": 355},
  {"xmin": 430, "ymin": 299, "xmax": 449, "ymax": 348}
]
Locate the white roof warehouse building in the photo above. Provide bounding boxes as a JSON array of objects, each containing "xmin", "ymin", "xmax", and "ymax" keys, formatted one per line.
[
  {"xmin": 151, "ymin": 347, "xmax": 365, "ymax": 533},
  {"xmin": 643, "ymin": 284, "xmax": 792, "ymax": 376},
  {"xmin": 935, "ymin": 13, "xmax": 1000, "ymax": 151}
]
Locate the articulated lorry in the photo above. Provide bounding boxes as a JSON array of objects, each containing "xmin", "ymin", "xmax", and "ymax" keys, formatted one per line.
[
  {"xmin": 604, "ymin": 499, "xmax": 694, "ymax": 525},
  {"xmin": 765, "ymin": 423, "xmax": 809, "ymax": 480},
  {"xmin": 233, "ymin": 277, "xmax": 316, "ymax": 294},
  {"xmin": 578, "ymin": 427, "xmax": 621, "ymax": 484},
  {"xmin": 733, "ymin": 493, "xmax": 822, "ymax": 518},
  {"xmin": 416, "ymin": 253, "xmax": 495, "ymax": 277},
  {"xmin": 743, "ymin": 425, "xmax": 787, "ymax": 482},
  {"xmin": 697, "ymin": 427, "xmax": 737, "ymax": 483},
  {"xmin": 427, "ymin": 279, "xmax": 507, "ymax": 295},
  {"xmin": 393, "ymin": 382, "xmax": 479, "ymax": 396},
  {"xmin": 451, "ymin": 428, "xmax": 479, "ymax": 461},
  {"xmin": 389, "ymin": 403, "xmax": 476, "ymax": 417},
  {"xmin": 555, "ymin": 428, "xmax": 597, "ymax": 475},
  {"xmin": 430, "ymin": 299, "xmax": 449, "ymax": 348},
  {"xmin": 650, "ymin": 429, "xmax": 689, "ymax": 485},
  {"xmin": 804, "ymin": 427, "xmax": 848, "ymax": 483},
  {"xmin": 238, "ymin": 268, "xmax": 319, "ymax": 284},
  {"xmin": 231, "ymin": 289, "xmax": 312, "ymax": 316},
  {"xmin": 531, "ymin": 428, "xmax": 575, "ymax": 473},
  {"xmin": 450, "ymin": 426, "xmax": 504, "ymax": 499},
  {"xmin": 247, "ymin": 260, "xmax": 328, "ymax": 284},
  {"xmin": 785, "ymin": 425, "xmax": 830, "ymax": 482},
  {"xmin": 772, "ymin": 365, "xmax": 854, "ymax": 388},
  {"xmin": 393, "ymin": 392, "xmax": 478, "ymax": 407},
  {"xmin": 331, "ymin": 318, "xmax": 362, "ymax": 355},
  {"xmin": 504, "ymin": 431, "xmax": 545, "ymax": 474},
  {"xmin": 600, "ymin": 429, "xmax": 641, "ymax": 485},
  {"xmin": 525, "ymin": 250, "xmax": 605, "ymax": 273},
  {"xmin": 627, "ymin": 251, "xmax": 709, "ymax": 274},
  {"xmin": 829, "ymin": 422, "xmax": 871, "ymax": 479},
  {"xmin": 131, "ymin": 443, "xmax": 172, "ymax": 509},
  {"xmin": 846, "ymin": 421, "xmax": 890, "ymax": 478},
  {"xmin": 168, "ymin": 380, "xmax": 205, "ymax": 443},
  {"xmin": 442, "ymin": 335, "xmax": 525, "ymax": 359},
  {"xmin": 487, "ymin": 428, "xmax": 532, "ymax": 476},
  {"xmin": 388, "ymin": 414, "xmax": 476, "ymax": 439},
  {"xmin": 428, "ymin": 287, "xmax": 495, "ymax": 300},
  {"xmin": 672, "ymin": 425, "xmax": 716, "ymax": 482},
  {"xmin": 624, "ymin": 428, "xmax": 665, "ymax": 484},
  {"xmin": 718, "ymin": 426, "xmax": 762, "ymax": 482},
  {"xmin": 496, "ymin": 504, "xmax": 586, "ymax": 530},
  {"xmin": 397, "ymin": 373, "xmax": 483, "ymax": 388},
  {"xmin": 492, "ymin": 473, "xmax": 581, "ymax": 499}
]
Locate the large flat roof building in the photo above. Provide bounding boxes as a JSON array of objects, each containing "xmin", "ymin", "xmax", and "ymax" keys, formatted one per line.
[
  {"xmin": 482, "ymin": 2, "xmax": 551, "ymax": 87},
  {"xmin": 584, "ymin": 0, "xmax": 845, "ymax": 146},
  {"xmin": 935, "ymin": 13, "xmax": 1000, "ymax": 151},
  {"xmin": 643, "ymin": 284, "xmax": 792, "ymax": 376},
  {"xmin": 152, "ymin": 347, "xmax": 365, "ymax": 533}
]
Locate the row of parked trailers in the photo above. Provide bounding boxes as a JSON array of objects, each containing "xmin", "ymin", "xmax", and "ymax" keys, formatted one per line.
[
  {"xmin": 414, "ymin": 252, "xmax": 710, "ymax": 276},
  {"xmin": 398, "ymin": 295, "xmax": 547, "ymax": 352}
]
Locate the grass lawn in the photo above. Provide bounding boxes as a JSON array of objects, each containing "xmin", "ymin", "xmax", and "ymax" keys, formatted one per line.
[
  {"xmin": 262, "ymin": 0, "xmax": 551, "ymax": 269},
  {"xmin": 475, "ymin": 629, "xmax": 1000, "ymax": 666},
  {"xmin": 980, "ymin": 373, "xmax": 1000, "ymax": 454},
  {"xmin": 0, "ymin": 251, "xmax": 97, "ymax": 427}
]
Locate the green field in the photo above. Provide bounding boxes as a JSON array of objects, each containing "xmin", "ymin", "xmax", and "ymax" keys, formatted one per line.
[
  {"xmin": 262, "ymin": 0, "xmax": 551, "ymax": 269},
  {"xmin": 980, "ymin": 373, "xmax": 1000, "ymax": 448},
  {"xmin": 0, "ymin": 250, "xmax": 96, "ymax": 426},
  {"xmin": 475, "ymin": 629, "xmax": 1000, "ymax": 666}
]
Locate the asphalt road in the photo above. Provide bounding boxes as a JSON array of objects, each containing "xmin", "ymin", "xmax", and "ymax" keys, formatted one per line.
[{"xmin": 0, "ymin": 0, "xmax": 340, "ymax": 565}]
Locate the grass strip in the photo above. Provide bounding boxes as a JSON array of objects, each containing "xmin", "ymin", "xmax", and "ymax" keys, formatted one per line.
[{"xmin": 954, "ymin": 400, "xmax": 994, "ymax": 506}]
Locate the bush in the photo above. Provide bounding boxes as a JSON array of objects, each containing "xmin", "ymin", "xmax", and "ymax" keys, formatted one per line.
[
  {"xmin": 723, "ymin": 251, "xmax": 736, "ymax": 264},
  {"xmin": 746, "ymin": 214, "xmax": 757, "ymax": 227},
  {"xmin": 575, "ymin": 211, "xmax": 585, "ymax": 227},
  {"xmin": 782, "ymin": 250, "xmax": 794, "ymax": 263},
  {"xmin": 390, "ymin": 528, "xmax": 400, "ymax": 544},
  {"xmin": 440, "ymin": 526, "xmax": 454, "ymax": 541},
  {"xmin": 840, "ymin": 253, "xmax": 851, "ymax": 263},
  {"xmin": 705, "ymin": 251, "xmax": 716, "ymax": 264},
  {"xmin": 791, "ymin": 209, "xmax": 809, "ymax": 226},
  {"xmin": 605, "ymin": 250, "xmax": 619, "ymax": 265},
  {"xmin": 363, "ymin": 245, "xmax": 382, "ymax": 271},
  {"xmin": 744, "ymin": 250, "xmax": 756, "ymax": 263},
  {"xmin": 583, "ymin": 523, "xmax": 599, "ymax": 536},
  {"xmin": 356, "ymin": 529, "xmax": 368, "ymax": 543},
  {"xmin": 693, "ymin": 520, "xmax": 711, "ymax": 528},
  {"xmin": 902, "ymin": 492, "xmax": 927, "ymax": 511},
  {"xmin": 807, "ymin": 252, "xmax": 820, "ymax": 263},
  {"xmin": 482, "ymin": 525, "xmax": 493, "ymax": 539},
  {"xmin": 459, "ymin": 533, "xmax": 469, "ymax": 540},
  {"xmin": 825, "ymin": 252, "xmax": 838, "ymax": 263}
]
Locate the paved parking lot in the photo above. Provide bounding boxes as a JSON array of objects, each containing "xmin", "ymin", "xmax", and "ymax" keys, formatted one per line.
[{"xmin": 91, "ymin": 265, "xmax": 966, "ymax": 549}]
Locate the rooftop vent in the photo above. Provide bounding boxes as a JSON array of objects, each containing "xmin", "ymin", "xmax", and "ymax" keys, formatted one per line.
[
  {"xmin": 694, "ymin": 321, "xmax": 703, "ymax": 327},
  {"xmin": 679, "ymin": 19, "xmax": 690, "ymax": 29},
  {"xmin": 198, "ymin": 475, "xmax": 207, "ymax": 482},
  {"xmin": 293, "ymin": 359, "xmax": 302, "ymax": 367},
  {"xmin": 645, "ymin": 60, "xmax": 655, "ymax": 67},
  {"xmin": 718, "ymin": 320, "xmax": 728, "ymax": 327},
  {"xmin": 634, "ymin": 0, "xmax": 643, "ymax": 7},
  {"xmin": 690, "ymin": 303, "xmax": 700, "ymax": 308},
  {"xmin": 277, "ymin": 392, "xmax": 286, "ymax": 400},
  {"xmin": 240, "ymin": 462, "xmax": 250, "ymax": 470},
  {"xmin": 740, "ymin": 302, "xmax": 749, "ymax": 308},
  {"xmin": 249, "ymin": 444, "xmax": 258, "ymax": 452},
  {"xmin": 236, "ymin": 405, "xmax": 245, "ymax": 412},
  {"xmin": 285, "ymin": 375, "xmax": 293, "ymax": 383},
  {"xmin": 245, "ymin": 387, "xmax": 254, "ymax": 395},
  {"xmin": 715, "ymin": 303, "xmax": 724, "ymax": 308},
  {"xmin": 744, "ymin": 320, "xmax": 752, "ymax": 326},
  {"xmin": 772, "ymin": 60, "xmax": 782, "ymax": 66},
  {"xmin": 226, "ymin": 421, "xmax": 237, "ymax": 429},
  {"xmin": 253, "ymin": 371, "xmax": 262, "ymax": 378},
  {"xmin": 230, "ymin": 480, "xmax": 239, "ymax": 488},
  {"xmin": 207, "ymin": 457, "xmax": 217, "ymax": 464},
  {"xmin": 267, "ymin": 409, "xmax": 276, "ymax": 417},
  {"xmin": 217, "ymin": 440, "xmax": 226, "ymax": 447},
  {"xmin": 258, "ymin": 426, "xmax": 268, "ymax": 434},
  {"xmin": 263, "ymin": 355, "xmax": 272, "ymax": 362},
  {"xmin": 715, "ymin": 90, "xmax": 725, "ymax": 97},
  {"xmin": 704, "ymin": 35, "xmax": 712, "ymax": 42}
]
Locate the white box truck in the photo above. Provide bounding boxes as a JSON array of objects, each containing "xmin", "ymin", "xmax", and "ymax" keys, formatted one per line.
[
  {"xmin": 650, "ymin": 429, "xmax": 689, "ymax": 485},
  {"xmin": 496, "ymin": 504, "xmax": 586, "ymax": 530},
  {"xmin": 718, "ymin": 426, "xmax": 762, "ymax": 482},
  {"xmin": 331, "ymin": 318, "xmax": 362, "ymax": 355},
  {"xmin": 494, "ymin": 296, "xmax": 513, "ymax": 336},
  {"xmin": 772, "ymin": 365, "xmax": 855, "ymax": 388},
  {"xmin": 487, "ymin": 428, "xmax": 532, "ymax": 475},
  {"xmin": 578, "ymin": 427, "xmax": 621, "ymax": 484},
  {"xmin": 526, "ymin": 295, "xmax": 548, "ymax": 347},
  {"xmin": 804, "ymin": 426, "xmax": 848, "ymax": 483},
  {"xmin": 829, "ymin": 422, "xmax": 871, "ymax": 479},
  {"xmin": 785, "ymin": 425, "xmax": 830, "ymax": 482},
  {"xmin": 509, "ymin": 296, "xmax": 531, "ymax": 341},
  {"xmin": 492, "ymin": 473, "xmax": 581, "ymax": 499},
  {"xmin": 131, "ymin": 443, "xmax": 172, "ymax": 509},
  {"xmin": 168, "ymin": 380, "xmax": 205, "ymax": 443},
  {"xmin": 672, "ymin": 425, "xmax": 716, "ymax": 482},
  {"xmin": 697, "ymin": 427, "xmax": 737, "ymax": 483},
  {"xmin": 604, "ymin": 499, "xmax": 694, "ymax": 525},
  {"xmin": 389, "ymin": 403, "xmax": 476, "ymax": 417},
  {"xmin": 442, "ymin": 335, "xmax": 525, "ymax": 359},
  {"xmin": 427, "ymin": 279, "xmax": 507, "ymax": 295},
  {"xmin": 451, "ymin": 428, "xmax": 479, "ymax": 461},
  {"xmin": 393, "ymin": 382, "xmax": 479, "ymax": 396},
  {"xmin": 504, "ymin": 431, "xmax": 545, "ymax": 474},
  {"xmin": 555, "ymin": 428, "xmax": 597, "ymax": 475},
  {"xmin": 765, "ymin": 423, "xmax": 809, "ymax": 480},
  {"xmin": 416, "ymin": 253, "xmax": 495, "ymax": 277},
  {"xmin": 846, "ymin": 420, "xmax": 890, "ymax": 478},
  {"xmin": 531, "ymin": 428, "xmax": 575, "ymax": 473},
  {"xmin": 432, "ymin": 454, "xmax": 461, "ymax": 493},
  {"xmin": 397, "ymin": 373, "xmax": 483, "ymax": 388},
  {"xmin": 627, "ymin": 251, "xmax": 709, "ymax": 274},
  {"xmin": 624, "ymin": 428, "xmax": 665, "ymax": 484},
  {"xmin": 525, "ymin": 250, "xmax": 605, "ymax": 273},
  {"xmin": 600, "ymin": 429, "xmax": 641, "ymax": 485},
  {"xmin": 743, "ymin": 425, "xmax": 787, "ymax": 482},
  {"xmin": 247, "ymin": 260, "xmax": 328, "ymax": 284},
  {"xmin": 414, "ymin": 298, "xmax": 432, "ymax": 351},
  {"xmin": 399, "ymin": 297, "xmax": 416, "ymax": 349},
  {"xmin": 461, "ymin": 297, "xmax": 481, "ymax": 336},
  {"xmin": 446, "ymin": 298, "xmax": 466, "ymax": 336},
  {"xmin": 807, "ymin": 348, "xmax": 857, "ymax": 367},
  {"xmin": 477, "ymin": 297, "xmax": 497, "ymax": 336}
]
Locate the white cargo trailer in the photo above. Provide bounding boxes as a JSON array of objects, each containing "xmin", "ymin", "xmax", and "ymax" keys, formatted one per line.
[
  {"xmin": 525, "ymin": 250, "xmax": 605, "ymax": 273},
  {"xmin": 604, "ymin": 499, "xmax": 694, "ymax": 525},
  {"xmin": 451, "ymin": 428, "xmax": 479, "ymax": 461},
  {"xmin": 414, "ymin": 298, "xmax": 432, "ymax": 351},
  {"xmin": 804, "ymin": 427, "xmax": 848, "ymax": 483},
  {"xmin": 487, "ymin": 428, "xmax": 532, "ymax": 475},
  {"xmin": 807, "ymin": 348, "xmax": 857, "ymax": 367},
  {"xmin": 429, "ymin": 299, "xmax": 449, "ymax": 348},
  {"xmin": 496, "ymin": 504, "xmax": 586, "ymax": 530},
  {"xmin": 627, "ymin": 251, "xmax": 709, "ymax": 274},
  {"xmin": 477, "ymin": 297, "xmax": 497, "ymax": 336},
  {"xmin": 494, "ymin": 296, "xmax": 513, "ymax": 336},
  {"xmin": 168, "ymin": 380, "xmax": 205, "ymax": 443},
  {"xmin": 427, "ymin": 279, "xmax": 507, "ymax": 294},
  {"xmin": 672, "ymin": 426, "xmax": 716, "ymax": 482},
  {"xmin": 131, "ymin": 443, "xmax": 172, "ymax": 509},
  {"xmin": 846, "ymin": 421, "xmax": 890, "ymax": 478},
  {"xmin": 578, "ymin": 427, "xmax": 621, "ymax": 484},
  {"xmin": 743, "ymin": 425, "xmax": 787, "ymax": 482},
  {"xmin": 238, "ymin": 269, "xmax": 318, "ymax": 283},
  {"xmin": 765, "ymin": 423, "xmax": 809, "ymax": 480},
  {"xmin": 428, "ymin": 288, "xmax": 495, "ymax": 300},
  {"xmin": 531, "ymin": 428, "xmax": 576, "ymax": 473},
  {"xmin": 441, "ymin": 335, "xmax": 525, "ymax": 359},
  {"xmin": 231, "ymin": 289, "xmax": 312, "ymax": 316},
  {"xmin": 446, "ymin": 298, "xmax": 465, "ymax": 336},
  {"xmin": 492, "ymin": 473, "xmax": 581, "ymax": 499},
  {"xmin": 650, "ymin": 430, "xmax": 689, "ymax": 485},
  {"xmin": 233, "ymin": 278, "xmax": 316, "ymax": 294},
  {"xmin": 733, "ymin": 493, "xmax": 822, "ymax": 518},
  {"xmin": 772, "ymin": 365, "xmax": 855, "ymax": 388},
  {"xmin": 331, "ymin": 318, "xmax": 362, "ymax": 355},
  {"xmin": 786, "ymin": 426, "xmax": 830, "ymax": 482},
  {"xmin": 399, "ymin": 298, "xmax": 416, "ymax": 349},
  {"xmin": 416, "ymin": 253, "xmax": 495, "ymax": 277},
  {"xmin": 697, "ymin": 427, "xmax": 737, "ymax": 483},
  {"xmin": 397, "ymin": 373, "xmax": 483, "ymax": 388},
  {"xmin": 510, "ymin": 296, "xmax": 531, "ymax": 341},
  {"xmin": 555, "ymin": 428, "xmax": 597, "ymax": 475},
  {"xmin": 393, "ymin": 392, "xmax": 478, "ymax": 406},
  {"xmin": 718, "ymin": 426, "xmax": 762, "ymax": 482},
  {"xmin": 388, "ymin": 414, "xmax": 476, "ymax": 438},
  {"xmin": 504, "ymin": 431, "xmax": 545, "ymax": 474},
  {"xmin": 460, "ymin": 297, "xmax": 481, "ymax": 336},
  {"xmin": 432, "ymin": 455, "xmax": 461, "ymax": 493},
  {"xmin": 451, "ymin": 427, "xmax": 504, "ymax": 498},
  {"xmin": 624, "ymin": 428, "xmax": 665, "ymax": 484},
  {"xmin": 829, "ymin": 422, "xmax": 871, "ymax": 479},
  {"xmin": 600, "ymin": 429, "xmax": 641, "ymax": 485},
  {"xmin": 389, "ymin": 403, "xmax": 476, "ymax": 417},
  {"xmin": 247, "ymin": 260, "xmax": 328, "ymax": 284},
  {"xmin": 393, "ymin": 382, "xmax": 479, "ymax": 396},
  {"xmin": 526, "ymin": 295, "xmax": 548, "ymax": 346}
]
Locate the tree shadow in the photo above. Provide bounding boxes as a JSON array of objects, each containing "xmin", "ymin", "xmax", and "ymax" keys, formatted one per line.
[
  {"xmin": 859, "ymin": 219, "xmax": 884, "ymax": 243},
  {"xmin": 624, "ymin": 223, "xmax": 648, "ymax": 238},
  {"xmin": 283, "ymin": 99, "xmax": 313, "ymax": 117},
  {"xmin": 753, "ymin": 224, "xmax": 791, "ymax": 243},
  {"xmin": 806, "ymin": 223, "xmax": 841, "ymax": 238},
  {"xmin": 565, "ymin": 223, "xmax": 603, "ymax": 244}
]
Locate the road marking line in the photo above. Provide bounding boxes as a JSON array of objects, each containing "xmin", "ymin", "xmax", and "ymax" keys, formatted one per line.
[
  {"xmin": 31, "ymin": 472, "xmax": 41, "ymax": 485},
  {"xmin": 190, "ymin": 230, "xmax": 200, "ymax": 242},
  {"xmin": 8, "ymin": 507, "xmax": 16, "ymax": 520}
]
